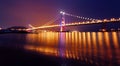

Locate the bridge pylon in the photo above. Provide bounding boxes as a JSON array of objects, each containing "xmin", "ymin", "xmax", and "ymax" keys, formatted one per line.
[{"xmin": 60, "ymin": 11, "xmax": 65, "ymax": 32}]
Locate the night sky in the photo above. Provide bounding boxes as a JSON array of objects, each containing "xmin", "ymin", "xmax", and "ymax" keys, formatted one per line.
[{"xmin": 0, "ymin": 0, "xmax": 120, "ymax": 28}]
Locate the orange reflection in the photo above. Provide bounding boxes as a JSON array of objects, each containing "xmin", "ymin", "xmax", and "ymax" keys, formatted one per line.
[
  {"xmin": 119, "ymin": 32, "xmax": 120, "ymax": 44},
  {"xmin": 103, "ymin": 32, "xmax": 112, "ymax": 63},
  {"xmin": 91, "ymin": 32, "xmax": 98, "ymax": 62},
  {"xmin": 72, "ymin": 32, "xmax": 75, "ymax": 45},
  {"xmin": 65, "ymin": 32, "xmax": 69, "ymax": 46},
  {"xmin": 91, "ymin": 32, "xmax": 97, "ymax": 49},
  {"xmin": 87, "ymin": 32, "xmax": 91, "ymax": 49},
  {"xmin": 86, "ymin": 32, "xmax": 92, "ymax": 60},
  {"xmin": 112, "ymin": 32, "xmax": 119, "ymax": 49},
  {"xmin": 74, "ymin": 32, "xmax": 79, "ymax": 59},
  {"xmin": 25, "ymin": 32, "xmax": 120, "ymax": 66},
  {"xmin": 78, "ymin": 32, "xmax": 82, "ymax": 58},
  {"xmin": 82, "ymin": 32, "xmax": 87, "ymax": 58},
  {"xmin": 26, "ymin": 34, "xmax": 38, "ymax": 44},
  {"xmin": 98, "ymin": 32, "xmax": 104, "ymax": 48},
  {"xmin": 82, "ymin": 32, "xmax": 86, "ymax": 48},
  {"xmin": 78, "ymin": 32, "xmax": 82, "ymax": 48},
  {"xmin": 104, "ymin": 32, "xmax": 110, "ymax": 49},
  {"xmin": 112, "ymin": 32, "xmax": 120, "ymax": 65},
  {"xmin": 97, "ymin": 32, "xmax": 105, "ymax": 60},
  {"xmin": 34, "ymin": 46, "xmax": 57, "ymax": 56}
]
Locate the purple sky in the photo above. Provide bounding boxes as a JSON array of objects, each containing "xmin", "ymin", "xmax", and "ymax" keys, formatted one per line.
[{"xmin": 0, "ymin": 0, "xmax": 120, "ymax": 28}]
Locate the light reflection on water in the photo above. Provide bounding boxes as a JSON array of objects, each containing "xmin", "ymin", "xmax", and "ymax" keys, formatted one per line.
[{"xmin": 25, "ymin": 32, "xmax": 120, "ymax": 66}]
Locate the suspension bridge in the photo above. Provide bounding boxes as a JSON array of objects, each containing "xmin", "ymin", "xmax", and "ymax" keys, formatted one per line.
[{"xmin": 27, "ymin": 11, "xmax": 120, "ymax": 32}]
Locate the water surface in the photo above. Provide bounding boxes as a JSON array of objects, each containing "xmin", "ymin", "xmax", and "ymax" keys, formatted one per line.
[{"xmin": 0, "ymin": 32, "xmax": 120, "ymax": 66}]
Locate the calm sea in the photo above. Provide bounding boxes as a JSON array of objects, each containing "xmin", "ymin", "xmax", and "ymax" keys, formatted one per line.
[{"xmin": 0, "ymin": 31, "xmax": 120, "ymax": 66}]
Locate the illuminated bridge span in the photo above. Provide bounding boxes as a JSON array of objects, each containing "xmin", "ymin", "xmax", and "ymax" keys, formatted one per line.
[{"xmin": 27, "ymin": 11, "xmax": 120, "ymax": 31}]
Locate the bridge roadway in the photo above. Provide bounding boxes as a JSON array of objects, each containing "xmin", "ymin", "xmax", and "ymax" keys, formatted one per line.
[
  {"xmin": 27, "ymin": 18, "xmax": 120, "ymax": 31},
  {"xmin": 26, "ymin": 22, "xmax": 120, "ymax": 32}
]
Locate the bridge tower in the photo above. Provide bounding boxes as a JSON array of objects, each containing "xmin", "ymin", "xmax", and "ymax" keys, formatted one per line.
[{"xmin": 60, "ymin": 11, "xmax": 65, "ymax": 32}]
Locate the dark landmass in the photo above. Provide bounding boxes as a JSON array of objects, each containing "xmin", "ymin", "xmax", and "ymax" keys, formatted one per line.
[{"xmin": 0, "ymin": 26, "xmax": 30, "ymax": 34}]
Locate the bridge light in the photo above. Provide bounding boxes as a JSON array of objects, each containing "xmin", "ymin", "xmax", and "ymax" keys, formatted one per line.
[
  {"xmin": 110, "ymin": 18, "xmax": 116, "ymax": 21},
  {"xmin": 97, "ymin": 20, "xmax": 102, "ymax": 23},
  {"xmin": 87, "ymin": 21, "xmax": 89, "ymax": 23},
  {"xmin": 93, "ymin": 19, "xmax": 96, "ymax": 21},
  {"xmin": 75, "ymin": 22, "xmax": 78, "ymax": 25},
  {"xmin": 90, "ymin": 18, "xmax": 93, "ymax": 20},
  {"xmin": 84, "ymin": 17, "xmax": 87, "ymax": 19},
  {"xmin": 82, "ymin": 17, "xmax": 84, "ymax": 19},
  {"xmin": 77, "ymin": 16, "xmax": 79, "ymax": 18},
  {"xmin": 72, "ymin": 30, "xmax": 78, "ymax": 32},
  {"xmin": 119, "ymin": 18, "xmax": 120, "ymax": 20},
  {"xmin": 60, "ymin": 11, "xmax": 63, "ymax": 14},
  {"xmin": 103, "ymin": 19, "xmax": 107, "ymax": 22},
  {"xmin": 91, "ymin": 20, "xmax": 95, "ymax": 23},
  {"xmin": 78, "ymin": 16, "xmax": 80, "ymax": 18},
  {"xmin": 111, "ymin": 28, "xmax": 115, "ymax": 31},
  {"xmin": 68, "ymin": 24, "xmax": 71, "ymax": 25},
  {"xmin": 118, "ymin": 28, "xmax": 120, "ymax": 31},
  {"xmin": 60, "ymin": 11, "xmax": 65, "ymax": 15}
]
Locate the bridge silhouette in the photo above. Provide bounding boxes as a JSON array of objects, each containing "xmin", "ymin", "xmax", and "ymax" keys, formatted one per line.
[{"xmin": 27, "ymin": 11, "xmax": 120, "ymax": 32}]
